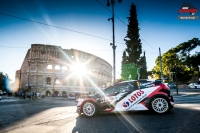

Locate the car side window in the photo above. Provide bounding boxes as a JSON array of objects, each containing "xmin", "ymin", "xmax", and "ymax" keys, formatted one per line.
[
  {"xmin": 113, "ymin": 84, "xmax": 135, "ymax": 94},
  {"xmin": 104, "ymin": 87, "xmax": 115, "ymax": 96}
]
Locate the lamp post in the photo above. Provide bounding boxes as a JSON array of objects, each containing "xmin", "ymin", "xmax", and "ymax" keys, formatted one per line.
[{"xmin": 107, "ymin": 0, "xmax": 122, "ymax": 84}]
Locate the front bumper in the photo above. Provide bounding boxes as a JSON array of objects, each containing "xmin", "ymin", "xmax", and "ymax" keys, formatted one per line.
[{"xmin": 77, "ymin": 106, "xmax": 80, "ymax": 113}]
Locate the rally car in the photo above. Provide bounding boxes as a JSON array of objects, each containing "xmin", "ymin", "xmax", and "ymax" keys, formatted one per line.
[{"xmin": 76, "ymin": 80, "xmax": 174, "ymax": 117}]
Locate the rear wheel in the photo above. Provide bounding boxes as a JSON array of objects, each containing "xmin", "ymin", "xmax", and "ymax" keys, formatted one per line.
[
  {"xmin": 150, "ymin": 97, "xmax": 169, "ymax": 113},
  {"xmin": 82, "ymin": 101, "xmax": 98, "ymax": 117}
]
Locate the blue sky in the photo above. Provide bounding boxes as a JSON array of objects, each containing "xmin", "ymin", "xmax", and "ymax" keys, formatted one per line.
[{"xmin": 0, "ymin": 0, "xmax": 199, "ymax": 83}]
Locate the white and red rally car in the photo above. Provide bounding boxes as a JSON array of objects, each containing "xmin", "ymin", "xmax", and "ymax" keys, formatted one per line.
[{"xmin": 76, "ymin": 80, "xmax": 174, "ymax": 117}]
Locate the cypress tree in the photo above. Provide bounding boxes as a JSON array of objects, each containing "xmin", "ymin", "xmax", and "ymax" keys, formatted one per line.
[
  {"xmin": 125, "ymin": 3, "xmax": 142, "ymax": 65},
  {"xmin": 121, "ymin": 3, "xmax": 147, "ymax": 80},
  {"xmin": 139, "ymin": 52, "xmax": 148, "ymax": 79}
]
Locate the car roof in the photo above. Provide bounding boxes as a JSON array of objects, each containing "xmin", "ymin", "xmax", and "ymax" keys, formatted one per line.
[{"xmin": 116, "ymin": 79, "xmax": 160, "ymax": 85}]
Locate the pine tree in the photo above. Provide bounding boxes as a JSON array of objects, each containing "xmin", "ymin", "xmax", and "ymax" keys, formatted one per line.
[{"xmin": 121, "ymin": 3, "xmax": 147, "ymax": 80}]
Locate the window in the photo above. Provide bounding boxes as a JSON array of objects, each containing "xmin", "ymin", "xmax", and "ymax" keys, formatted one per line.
[
  {"xmin": 104, "ymin": 86, "xmax": 115, "ymax": 96},
  {"xmin": 47, "ymin": 65, "xmax": 52, "ymax": 70},
  {"xmin": 62, "ymin": 66, "xmax": 67, "ymax": 72},
  {"xmin": 113, "ymin": 84, "xmax": 134, "ymax": 94},
  {"xmin": 55, "ymin": 65, "xmax": 60, "ymax": 70},
  {"xmin": 104, "ymin": 83, "xmax": 136, "ymax": 96}
]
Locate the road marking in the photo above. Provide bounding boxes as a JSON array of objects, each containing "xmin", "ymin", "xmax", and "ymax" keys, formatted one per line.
[{"xmin": 176, "ymin": 104, "xmax": 200, "ymax": 110}]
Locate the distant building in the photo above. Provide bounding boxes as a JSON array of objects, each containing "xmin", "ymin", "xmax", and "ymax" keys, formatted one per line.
[{"xmin": 15, "ymin": 44, "xmax": 112, "ymax": 96}]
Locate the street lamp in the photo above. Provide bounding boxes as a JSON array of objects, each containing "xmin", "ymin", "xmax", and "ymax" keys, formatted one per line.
[{"xmin": 107, "ymin": 0, "xmax": 122, "ymax": 84}]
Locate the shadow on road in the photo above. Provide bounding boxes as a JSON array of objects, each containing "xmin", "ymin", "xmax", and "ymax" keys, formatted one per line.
[
  {"xmin": 72, "ymin": 105, "xmax": 200, "ymax": 133},
  {"xmin": 0, "ymin": 96, "xmax": 76, "ymax": 131}
]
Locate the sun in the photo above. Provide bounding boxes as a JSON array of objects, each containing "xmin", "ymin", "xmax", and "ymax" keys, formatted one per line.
[{"xmin": 71, "ymin": 63, "xmax": 86, "ymax": 76}]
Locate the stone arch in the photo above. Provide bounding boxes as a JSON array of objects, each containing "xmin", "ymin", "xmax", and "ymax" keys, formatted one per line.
[
  {"xmin": 62, "ymin": 66, "xmax": 68, "ymax": 72},
  {"xmin": 62, "ymin": 91, "xmax": 66, "ymax": 97},
  {"xmin": 55, "ymin": 65, "xmax": 60, "ymax": 72},
  {"xmin": 55, "ymin": 78, "xmax": 60, "ymax": 84},
  {"xmin": 46, "ymin": 77, "xmax": 51, "ymax": 84},
  {"xmin": 47, "ymin": 64, "xmax": 52, "ymax": 70},
  {"xmin": 53, "ymin": 91, "xmax": 59, "ymax": 97},
  {"xmin": 46, "ymin": 90, "xmax": 51, "ymax": 96}
]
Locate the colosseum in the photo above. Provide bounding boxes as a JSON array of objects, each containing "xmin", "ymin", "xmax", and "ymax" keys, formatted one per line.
[{"xmin": 16, "ymin": 44, "xmax": 112, "ymax": 96}]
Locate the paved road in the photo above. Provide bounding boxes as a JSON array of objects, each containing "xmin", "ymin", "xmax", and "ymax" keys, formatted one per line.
[{"xmin": 0, "ymin": 88, "xmax": 199, "ymax": 133}]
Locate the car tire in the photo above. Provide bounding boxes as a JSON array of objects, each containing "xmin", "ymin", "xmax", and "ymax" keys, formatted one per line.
[
  {"xmin": 150, "ymin": 97, "xmax": 169, "ymax": 114},
  {"xmin": 82, "ymin": 101, "xmax": 98, "ymax": 117}
]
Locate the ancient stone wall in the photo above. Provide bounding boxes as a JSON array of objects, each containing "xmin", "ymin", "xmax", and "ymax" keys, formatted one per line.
[{"xmin": 16, "ymin": 44, "xmax": 112, "ymax": 96}]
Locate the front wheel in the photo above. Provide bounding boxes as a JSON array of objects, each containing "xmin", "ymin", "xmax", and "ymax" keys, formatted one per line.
[
  {"xmin": 82, "ymin": 101, "xmax": 98, "ymax": 117},
  {"xmin": 150, "ymin": 97, "xmax": 169, "ymax": 114}
]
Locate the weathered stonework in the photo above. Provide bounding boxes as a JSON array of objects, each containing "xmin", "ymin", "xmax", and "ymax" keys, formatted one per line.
[{"xmin": 16, "ymin": 44, "xmax": 112, "ymax": 96}]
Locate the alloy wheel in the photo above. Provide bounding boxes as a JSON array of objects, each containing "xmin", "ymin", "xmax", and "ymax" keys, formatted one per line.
[
  {"xmin": 83, "ymin": 102, "xmax": 96, "ymax": 117},
  {"xmin": 151, "ymin": 98, "xmax": 169, "ymax": 113}
]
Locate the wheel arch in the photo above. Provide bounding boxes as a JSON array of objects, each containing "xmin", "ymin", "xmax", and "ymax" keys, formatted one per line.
[
  {"xmin": 149, "ymin": 95, "xmax": 171, "ymax": 113},
  {"xmin": 145, "ymin": 94, "xmax": 171, "ymax": 109}
]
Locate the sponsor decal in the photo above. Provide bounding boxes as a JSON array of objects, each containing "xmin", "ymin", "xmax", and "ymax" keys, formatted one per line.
[
  {"xmin": 178, "ymin": 3, "xmax": 198, "ymax": 20},
  {"xmin": 122, "ymin": 89, "xmax": 146, "ymax": 109},
  {"xmin": 139, "ymin": 82, "xmax": 155, "ymax": 88},
  {"xmin": 128, "ymin": 89, "xmax": 144, "ymax": 103},
  {"xmin": 123, "ymin": 101, "xmax": 130, "ymax": 107}
]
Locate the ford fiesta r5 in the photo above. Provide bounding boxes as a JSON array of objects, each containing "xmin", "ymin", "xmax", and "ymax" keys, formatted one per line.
[{"xmin": 76, "ymin": 80, "xmax": 174, "ymax": 117}]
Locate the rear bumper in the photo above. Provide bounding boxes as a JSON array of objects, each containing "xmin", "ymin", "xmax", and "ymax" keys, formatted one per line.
[{"xmin": 169, "ymin": 96, "xmax": 174, "ymax": 108}]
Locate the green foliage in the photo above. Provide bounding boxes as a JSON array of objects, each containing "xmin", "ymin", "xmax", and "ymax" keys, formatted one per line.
[
  {"xmin": 121, "ymin": 63, "xmax": 137, "ymax": 80},
  {"xmin": 152, "ymin": 38, "xmax": 200, "ymax": 83},
  {"xmin": 121, "ymin": 3, "xmax": 147, "ymax": 80},
  {"xmin": 139, "ymin": 52, "xmax": 148, "ymax": 79},
  {"xmin": 0, "ymin": 72, "xmax": 9, "ymax": 92},
  {"xmin": 124, "ymin": 3, "xmax": 142, "ymax": 65}
]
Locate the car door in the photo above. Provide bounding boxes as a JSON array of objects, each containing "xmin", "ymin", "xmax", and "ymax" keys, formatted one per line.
[
  {"xmin": 114, "ymin": 82, "xmax": 140, "ymax": 111},
  {"xmin": 191, "ymin": 83, "xmax": 195, "ymax": 88},
  {"xmin": 99, "ymin": 83, "xmax": 134, "ymax": 111}
]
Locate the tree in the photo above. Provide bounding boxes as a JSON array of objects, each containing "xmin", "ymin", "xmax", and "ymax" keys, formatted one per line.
[
  {"xmin": 121, "ymin": 3, "xmax": 147, "ymax": 80},
  {"xmin": 121, "ymin": 63, "xmax": 137, "ymax": 80},
  {"xmin": 0, "ymin": 72, "xmax": 10, "ymax": 92},
  {"xmin": 121, "ymin": 51, "xmax": 128, "ymax": 64},
  {"xmin": 152, "ymin": 38, "xmax": 200, "ymax": 83},
  {"xmin": 124, "ymin": 3, "xmax": 142, "ymax": 65},
  {"xmin": 139, "ymin": 51, "xmax": 147, "ymax": 79}
]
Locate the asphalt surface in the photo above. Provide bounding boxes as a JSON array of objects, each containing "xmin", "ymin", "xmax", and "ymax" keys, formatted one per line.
[{"xmin": 0, "ymin": 88, "xmax": 199, "ymax": 133}]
